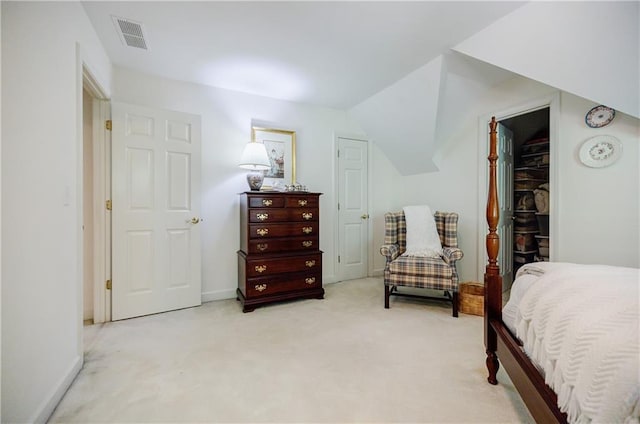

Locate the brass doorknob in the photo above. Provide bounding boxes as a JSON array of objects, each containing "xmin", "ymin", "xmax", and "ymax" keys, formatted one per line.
[
  {"xmin": 361, "ymin": 214, "xmax": 369, "ymax": 219},
  {"xmin": 187, "ymin": 217, "xmax": 202, "ymax": 224}
]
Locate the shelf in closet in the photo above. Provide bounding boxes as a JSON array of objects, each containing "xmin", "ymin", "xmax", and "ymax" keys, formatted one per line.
[{"xmin": 520, "ymin": 152, "xmax": 549, "ymax": 159}]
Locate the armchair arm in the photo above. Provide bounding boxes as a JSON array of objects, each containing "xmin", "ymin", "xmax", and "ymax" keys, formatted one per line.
[
  {"xmin": 442, "ymin": 247, "xmax": 463, "ymax": 265},
  {"xmin": 380, "ymin": 244, "xmax": 400, "ymax": 263}
]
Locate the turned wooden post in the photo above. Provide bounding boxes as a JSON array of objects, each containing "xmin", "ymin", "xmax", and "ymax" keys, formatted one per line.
[{"xmin": 484, "ymin": 117, "xmax": 502, "ymax": 385}]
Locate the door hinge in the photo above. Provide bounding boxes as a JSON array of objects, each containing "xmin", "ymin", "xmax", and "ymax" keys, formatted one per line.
[
  {"xmin": 105, "ymin": 120, "xmax": 112, "ymax": 131},
  {"xmin": 106, "ymin": 200, "xmax": 112, "ymax": 210},
  {"xmin": 338, "ymin": 255, "xmax": 341, "ymax": 263},
  {"xmin": 337, "ymin": 203, "xmax": 340, "ymax": 210},
  {"xmin": 106, "ymin": 280, "xmax": 112, "ymax": 290},
  {"xmin": 337, "ymin": 149, "xmax": 340, "ymax": 158}
]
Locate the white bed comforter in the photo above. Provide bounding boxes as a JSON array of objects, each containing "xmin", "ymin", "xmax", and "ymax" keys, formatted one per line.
[{"xmin": 507, "ymin": 263, "xmax": 640, "ymax": 423}]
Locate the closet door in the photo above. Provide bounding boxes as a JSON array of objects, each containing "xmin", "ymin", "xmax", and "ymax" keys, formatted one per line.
[
  {"xmin": 337, "ymin": 137, "xmax": 369, "ymax": 281},
  {"xmin": 497, "ymin": 123, "xmax": 514, "ymax": 288}
]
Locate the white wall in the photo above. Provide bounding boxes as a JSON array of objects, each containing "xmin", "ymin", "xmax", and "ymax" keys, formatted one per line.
[
  {"xmin": 111, "ymin": 67, "xmax": 364, "ymax": 301},
  {"xmin": 556, "ymin": 93, "xmax": 639, "ymax": 266},
  {"xmin": 1, "ymin": 2, "xmax": 111, "ymax": 422},
  {"xmin": 380, "ymin": 76, "xmax": 640, "ymax": 283},
  {"xmin": 369, "ymin": 143, "xmax": 403, "ymax": 275}
]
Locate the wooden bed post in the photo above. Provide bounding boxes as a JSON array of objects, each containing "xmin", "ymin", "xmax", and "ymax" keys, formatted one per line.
[
  {"xmin": 484, "ymin": 117, "xmax": 502, "ymax": 385},
  {"xmin": 481, "ymin": 118, "xmax": 566, "ymax": 422}
]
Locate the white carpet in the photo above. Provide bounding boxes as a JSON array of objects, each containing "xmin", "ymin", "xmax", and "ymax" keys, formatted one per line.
[{"xmin": 50, "ymin": 278, "xmax": 533, "ymax": 423}]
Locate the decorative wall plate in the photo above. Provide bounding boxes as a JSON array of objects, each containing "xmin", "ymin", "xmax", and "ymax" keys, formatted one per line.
[
  {"xmin": 579, "ymin": 135, "xmax": 622, "ymax": 168},
  {"xmin": 585, "ymin": 105, "xmax": 615, "ymax": 128}
]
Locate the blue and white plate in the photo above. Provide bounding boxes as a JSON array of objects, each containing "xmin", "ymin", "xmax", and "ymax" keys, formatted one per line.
[{"xmin": 585, "ymin": 105, "xmax": 615, "ymax": 128}]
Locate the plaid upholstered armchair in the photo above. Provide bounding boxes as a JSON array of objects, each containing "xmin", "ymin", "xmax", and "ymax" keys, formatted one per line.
[{"xmin": 380, "ymin": 211, "xmax": 463, "ymax": 317}]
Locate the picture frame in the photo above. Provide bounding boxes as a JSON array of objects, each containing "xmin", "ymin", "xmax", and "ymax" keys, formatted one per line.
[{"xmin": 251, "ymin": 126, "xmax": 296, "ymax": 190}]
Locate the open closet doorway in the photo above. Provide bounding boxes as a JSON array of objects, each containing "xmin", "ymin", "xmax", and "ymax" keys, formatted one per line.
[
  {"xmin": 498, "ymin": 107, "xmax": 551, "ymax": 291},
  {"xmin": 477, "ymin": 93, "xmax": 558, "ymax": 293}
]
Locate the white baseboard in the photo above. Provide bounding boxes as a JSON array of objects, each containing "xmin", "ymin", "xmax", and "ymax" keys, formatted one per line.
[
  {"xmin": 200, "ymin": 273, "xmax": 374, "ymax": 302},
  {"xmin": 201, "ymin": 288, "xmax": 237, "ymax": 303},
  {"xmin": 322, "ymin": 274, "xmax": 338, "ymax": 284},
  {"xmin": 202, "ymin": 275, "xmax": 341, "ymax": 303},
  {"xmin": 371, "ymin": 268, "xmax": 384, "ymax": 277},
  {"xmin": 33, "ymin": 355, "xmax": 83, "ymax": 423}
]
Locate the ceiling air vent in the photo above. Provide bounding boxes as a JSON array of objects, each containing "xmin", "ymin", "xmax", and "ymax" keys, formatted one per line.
[{"xmin": 112, "ymin": 16, "xmax": 148, "ymax": 50}]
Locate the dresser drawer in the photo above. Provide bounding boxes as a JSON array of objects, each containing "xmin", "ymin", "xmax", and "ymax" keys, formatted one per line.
[
  {"xmin": 249, "ymin": 223, "xmax": 317, "ymax": 238},
  {"xmin": 245, "ymin": 272, "xmax": 322, "ymax": 298},
  {"xmin": 248, "ymin": 196, "xmax": 285, "ymax": 208},
  {"xmin": 249, "ymin": 208, "xmax": 318, "ymax": 223},
  {"xmin": 246, "ymin": 253, "xmax": 322, "ymax": 277},
  {"xmin": 285, "ymin": 196, "xmax": 319, "ymax": 208},
  {"xmin": 248, "ymin": 237, "xmax": 319, "ymax": 254}
]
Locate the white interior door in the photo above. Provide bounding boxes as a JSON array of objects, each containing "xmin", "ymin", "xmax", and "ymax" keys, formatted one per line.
[
  {"xmin": 111, "ymin": 102, "xmax": 202, "ymax": 320},
  {"xmin": 337, "ymin": 137, "xmax": 368, "ymax": 281},
  {"xmin": 497, "ymin": 123, "xmax": 514, "ymax": 290}
]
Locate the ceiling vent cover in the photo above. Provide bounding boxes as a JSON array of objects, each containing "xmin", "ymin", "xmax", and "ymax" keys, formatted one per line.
[{"xmin": 112, "ymin": 16, "xmax": 148, "ymax": 50}]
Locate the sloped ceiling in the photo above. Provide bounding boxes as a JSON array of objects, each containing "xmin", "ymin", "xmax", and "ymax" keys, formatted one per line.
[
  {"xmin": 83, "ymin": 2, "xmax": 638, "ymax": 176},
  {"xmin": 349, "ymin": 52, "xmax": 516, "ymax": 175},
  {"xmin": 82, "ymin": 1, "xmax": 526, "ymax": 109},
  {"xmin": 434, "ymin": 52, "xmax": 516, "ymax": 154},
  {"xmin": 350, "ymin": 1, "xmax": 639, "ymax": 175},
  {"xmin": 350, "ymin": 56, "xmax": 445, "ymax": 174},
  {"xmin": 454, "ymin": 1, "xmax": 639, "ymax": 119}
]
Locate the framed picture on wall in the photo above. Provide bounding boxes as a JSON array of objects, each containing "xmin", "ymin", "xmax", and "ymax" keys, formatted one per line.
[{"xmin": 251, "ymin": 126, "xmax": 296, "ymax": 190}]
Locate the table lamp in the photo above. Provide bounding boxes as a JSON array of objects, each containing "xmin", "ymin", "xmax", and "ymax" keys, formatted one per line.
[{"xmin": 239, "ymin": 141, "xmax": 270, "ymax": 190}]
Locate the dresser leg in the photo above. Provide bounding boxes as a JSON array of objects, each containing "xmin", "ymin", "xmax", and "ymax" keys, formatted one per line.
[{"xmin": 242, "ymin": 306, "xmax": 255, "ymax": 313}]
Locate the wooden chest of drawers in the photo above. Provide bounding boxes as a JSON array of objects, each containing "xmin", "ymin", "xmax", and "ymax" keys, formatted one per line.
[{"xmin": 237, "ymin": 192, "xmax": 324, "ymax": 312}]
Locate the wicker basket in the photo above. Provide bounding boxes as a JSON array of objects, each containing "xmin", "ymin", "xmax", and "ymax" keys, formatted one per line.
[{"xmin": 458, "ymin": 282, "xmax": 484, "ymax": 316}]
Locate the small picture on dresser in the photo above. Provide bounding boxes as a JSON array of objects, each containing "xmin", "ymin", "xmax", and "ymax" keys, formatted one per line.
[{"xmin": 252, "ymin": 126, "xmax": 296, "ymax": 189}]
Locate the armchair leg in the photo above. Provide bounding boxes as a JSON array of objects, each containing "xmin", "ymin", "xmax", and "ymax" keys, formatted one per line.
[
  {"xmin": 384, "ymin": 285, "xmax": 390, "ymax": 309},
  {"xmin": 452, "ymin": 291, "xmax": 458, "ymax": 317}
]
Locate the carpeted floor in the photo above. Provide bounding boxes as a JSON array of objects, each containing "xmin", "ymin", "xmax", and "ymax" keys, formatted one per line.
[{"xmin": 49, "ymin": 278, "xmax": 533, "ymax": 423}]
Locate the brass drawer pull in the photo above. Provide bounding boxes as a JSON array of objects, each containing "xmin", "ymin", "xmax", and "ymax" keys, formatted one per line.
[
  {"xmin": 257, "ymin": 243, "xmax": 268, "ymax": 252},
  {"xmin": 255, "ymin": 265, "xmax": 267, "ymax": 273},
  {"xmin": 302, "ymin": 212, "xmax": 313, "ymax": 220},
  {"xmin": 302, "ymin": 241, "xmax": 313, "ymax": 248},
  {"xmin": 298, "ymin": 199, "xmax": 308, "ymax": 206},
  {"xmin": 262, "ymin": 199, "xmax": 273, "ymax": 206},
  {"xmin": 255, "ymin": 284, "xmax": 267, "ymax": 292},
  {"xmin": 257, "ymin": 213, "xmax": 269, "ymax": 221},
  {"xmin": 305, "ymin": 277, "xmax": 316, "ymax": 285},
  {"xmin": 305, "ymin": 260, "xmax": 316, "ymax": 268},
  {"xmin": 302, "ymin": 226, "xmax": 312, "ymax": 234},
  {"xmin": 256, "ymin": 228, "xmax": 268, "ymax": 236}
]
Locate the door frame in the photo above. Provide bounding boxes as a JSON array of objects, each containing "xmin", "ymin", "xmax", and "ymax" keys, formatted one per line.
[
  {"xmin": 476, "ymin": 92, "xmax": 560, "ymax": 282},
  {"xmin": 333, "ymin": 132, "xmax": 372, "ymax": 282},
  {"xmin": 82, "ymin": 66, "xmax": 111, "ymax": 323}
]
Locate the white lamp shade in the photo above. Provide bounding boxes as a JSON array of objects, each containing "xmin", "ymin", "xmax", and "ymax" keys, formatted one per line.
[{"xmin": 239, "ymin": 142, "xmax": 270, "ymax": 170}]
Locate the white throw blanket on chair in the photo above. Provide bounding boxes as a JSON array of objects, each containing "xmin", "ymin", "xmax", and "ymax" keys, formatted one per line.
[{"xmin": 402, "ymin": 205, "xmax": 442, "ymax": 257}]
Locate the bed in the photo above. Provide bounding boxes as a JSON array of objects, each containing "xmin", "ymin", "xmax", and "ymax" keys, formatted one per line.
[{"xmin": 483, "ymin": 117, "xmax": 639, "ymax": 423}]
